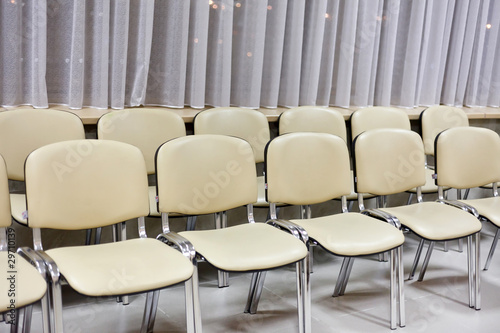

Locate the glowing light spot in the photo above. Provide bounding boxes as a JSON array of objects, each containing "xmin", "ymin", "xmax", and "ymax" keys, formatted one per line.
[
  {"xmin": 247, "ymin": 52, "xmax": 252, "ymax": 57},
  {"xmin": 267, "ymin": 5, "xmax": 272, "ymax": 10},
  {"xmin": 212, "ymin": 4, "xmax": 218, "ymax": 9},
  {"xmin": 194, "ymin": 38, "xmax": 199, "ymax": 43},
  {"xmin": 325, "ymin": 13, "xmax": 330, "ymax": 19},
  {"xmin": 486, "ymin": 23, "xmax": 492, "ymax": 29},
  {"xmin": 235, "ymin": 2, "xmax": 241, "ymax": 8},
  {"xmin": 209, "ymin": 0, "xmax": 214, "ymax": 5}
]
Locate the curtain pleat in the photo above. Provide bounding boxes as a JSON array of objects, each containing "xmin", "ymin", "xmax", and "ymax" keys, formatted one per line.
[
  {"xmin": 259, "ymin": 0, "xmax": 287, "ymax": 108},
  {"xmin": 230, "ymin": 0, "xmax": 267, "ymax": 108},
  {"xmin": 1, "ymin": 0, "xmax": 500, "ymax": 110}
]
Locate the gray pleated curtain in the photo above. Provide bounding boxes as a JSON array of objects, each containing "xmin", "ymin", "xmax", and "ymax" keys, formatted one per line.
[{"xmin": 0, "ymin": 0, "xmax": 499, "ymax": 110}]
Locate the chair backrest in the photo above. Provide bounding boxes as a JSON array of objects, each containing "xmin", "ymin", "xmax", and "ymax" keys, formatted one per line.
[
  {"xmin": 353, "ymin": 128, "xmax": 426, "ymax": 195},
  {"xmin": 420, "ymin": 105, "xmax": 469, "ymax": 156},
  {"xmin": 435, "ymin": 127, "xmax": 500, "ymax": 189},
  {"xmin": 25, "ymin": 140, "xmax": 149, "ymax": 230},
  {"xmin": 265, "ymin": 133, "xmax": 351, "ymax": 206},
  {"xmin": 350, "ymin": 107, "xmax": 411, "ymax": 142},
  {"xmin": 0, "ymin": 155, "xmax": 11, "ymax": 229},
  {"xmin": 155, "ymin": 135, "xmax": 258, "ymax": 215},
  {"xmin": 193, "ymin": 107, "xmax": 270, "ymax": 163},
  {"xmin": 97, "ymin": 108, "xmax": 186, "ymax": 174},
  {"xmin": 278, "ymin": 106, "xmax": 347, "ymax": 142},
  {"xmin": 0, "ymin": 109, "xmax": 86, "ymax": 181}
]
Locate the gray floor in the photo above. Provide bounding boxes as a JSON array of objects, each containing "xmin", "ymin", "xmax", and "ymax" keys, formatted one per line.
[{"xmin": 5, "ymin": 220, "xmax": 500, "ymax": 333}]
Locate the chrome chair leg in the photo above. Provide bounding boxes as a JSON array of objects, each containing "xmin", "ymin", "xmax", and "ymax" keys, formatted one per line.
[
  {"xmin": 417, "ymin": 241, "xmax": 435, "ymax": 281},
  {"xmin": 140, "ymin": 292, "xmax": 155, "ymax": 333},
  {"xmin": 244, "ymin": 271, "xmax": 267, "ymax": 314},
  {"xmin": 215, "ymin": 212, "xmax": 229, "ymax": 288},
  {"xmin": 94, "ymin": 227, "xmax": 102, "ymax": 244},
  {"xmin": 297, "ymin": 256, "xmax": 311, "ymax": 333},
  {"xmin": 21, "ymin": 305, "xmax": 33, "ymax": 333},
  {"xmin": 186, "ymin": 266, "xmax": 202, "ymax": 333},
  {"xmin": 397, "ymin": 246, "xmax": 405, "ymax": 327},
  {"xmin": 333, "ymin": 257, "xmax": 351, "ymax": 297},
  {"xmin": 406, "ymin": 193, "xmax": 414, "ymax": 205},
  {"xmin": 390, "ymin": 249, "xmax": 397, "ymax": 330},
  {"xmin": 467, "ymin": 235, "xmax": 474, "ymax": 308},
  {"xmin": 458, "ymin": 238, "xmax": 464, "ymax": 253},
  {"xmin": 186, "ymin": 216, "xmax": 197, "ymax": 231},
  {"xmin": 302, "ymin": 255, "xmax": 311, "ymax": 333},
  {"xmin": 40, "ymin": 293, "xmax": 51, "ymax": 333},
  {"xmin": 50, "ymin": 277, "xmax": 64, "ymax": 333},
  {"xmin": 148, "ymin": 290, "xmax": 160, "ymax": 333},
  {"xmin": 409, "ymin": 239, "xmax": 425, "ymax": 280},
  {"xmin": 475, "ymin": 232, "xmax": 481, "ymax": 310},
  {"xmin": 85, "ymin": 229, "xmax": 92, "ymax": 245},
  {"xmin": 484, "ymin": 228, "xmax": 500, "ymax": 270},
  {"xmin": 339, "ymin": 257, "xmax": 355, "ymax": 296},
  {"xmin": 469, "ymin": 233, "xmax": 481, "ymax": 310}
]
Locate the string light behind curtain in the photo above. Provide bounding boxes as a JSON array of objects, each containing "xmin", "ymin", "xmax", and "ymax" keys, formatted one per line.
[{"xmin": 0, "ymin": 0, "xmax": 499, "ymax": 110}]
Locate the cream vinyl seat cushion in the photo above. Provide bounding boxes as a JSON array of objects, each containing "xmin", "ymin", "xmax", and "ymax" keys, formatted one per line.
[
  {"xmin": 0, "ymin": 252, "xmax": 47, "ymax": 311},
  {"xmin": 459, "ymin": 197, "xmax": 500, "ymax": 227},
  {"xmin": 290, "ymin": 213, "xmax": 404, "ymax": 256},
  {"xmin": 381, "ymin": 202, "xmax": 482, "ymax": 241},
  {"xmin": 179, "ymin": 223, "xmax": 307, "ymax": 272},
  {"xmin": 10, "ymin": 193, "xmax": 26, "ymax": 224},
  {"xmin": 45, "ymin": 238, "xmax": 193, "ymax": 297}
]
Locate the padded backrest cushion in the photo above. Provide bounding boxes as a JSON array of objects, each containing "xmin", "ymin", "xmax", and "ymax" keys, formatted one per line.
[
  {"xmin": 0, "ymin": 155, "xmax": 11, "ymax": 228},
  {"xmin": 435, "ymin": 127, "xmax": 500, "ymax": 188},
  {"xmin": 25, "ymin": 140, "xmax": 149, "ymax": 229},
  {"xmin": 278, "ymin": 106, "xmax": 347, "ymax": 142},
  {"xmin": 420, "ymin": 106, "xmax": 469, "ymax": 155},
  {"xmin": 354, "ymin": 128, "xmax": 426, "ymax": 195},
  {"xmin": 0, "ymin": 109, "xmax": 85, "ymax": 180},
  {"xmin": 156, "ymin": 135, "xmax": 258, "ymax": 215},
  {"xmin": 350, "ymin": 107, "xmax": 411, "ymax": 141},
  {"xmin": 98, "ymin": 108, "xmax": 186, "ymax": 174},
  {"xmin": 266, "ymin": 133, "xmax": 351, "ymax": 205},
  {"xmin": 194, "ymin": 107, "xmax": 270, "ymax": 163}
]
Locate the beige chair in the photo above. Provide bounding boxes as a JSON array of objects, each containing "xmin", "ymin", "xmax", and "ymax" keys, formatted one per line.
[
  {"xmin": 155, "ymin": 134, "xmax": 310, "ymax": 333},
  {"xmin": 350, "ymin": 106, "xmax": 411, "ymax": 209},
  {"xmin": 279, "ymin": 106, "xmax": 347, "ymax": 139},
  {"xmin": 193, "ymin": 107, "xmax": 271, "ymax": 210},
  {"xmin": 353, "ymin": 128, "xmax": 482, "ymax": 310},
  {"xmin": 415, "ymin": 105, "xmax": 470, "ymax": 253},
  {"xmin": 0, "ymin": 108, "xmax": 85, "ymax": 226},
  {"xmin": 416, "ymin": 105, "xmax": 469, "ymax": 200},
  {"xmin": 0, "ymin": 155, "xmax": 49, "ymax": 333},
  {"xmin": 97, "ymin": 108, "xmax": 187, "ymax": 218},
  {"xmin": 350, "ymin": 106, "xmax": 411, "ymax": 140},
  {"xmin": 193, "ymin": 107, "xmax": 274, "ymax": 287},
  {"xmin": 22, "ymin": 140, "xmax": 200, "ymax": 333},
  {"xmin": 265, "ymin": 132, "xmax": 405, "ymax": 329},
  {"xmin": 434, "ymin": 127, "xmax": 500, "ymax": 271},
  {"xmin": 279, "ymin": 106, "xmax": 376, "ymax": 212}
]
